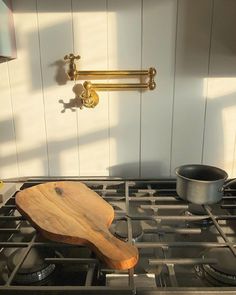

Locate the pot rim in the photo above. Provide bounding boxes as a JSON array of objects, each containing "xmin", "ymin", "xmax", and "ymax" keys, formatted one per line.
[{"xmin": 175, "ymin": 164, "xmax": 228, "ymax": 183}]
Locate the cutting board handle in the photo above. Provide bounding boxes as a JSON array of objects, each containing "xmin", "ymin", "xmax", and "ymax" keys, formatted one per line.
[{"xmin": 86, "ymin": 227, "xmax": 138, "ymax": 269}]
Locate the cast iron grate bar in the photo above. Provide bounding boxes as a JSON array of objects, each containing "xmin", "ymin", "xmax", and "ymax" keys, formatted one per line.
[
  {"xmin": 135, "ymin": 242, "xmax": 233, "ymax": 248},
  {"xmin": 146, "ymin": 183, "xmax": 172, "ymax": 287},
  {"xmin": 0, "ymin": 228, "xmax": 20, "ymax": 233},
  {"xmin": 129, "ymin": 214, "xmax": 236, "ymax": 221},
  {"xmin": 0, "ymin": 220, "xmax": 23, "ymax": 255},
  {"xmin": 146, "ymin": 183, "xmax": 179, "ymax": 287},
  {"xmin": 204, "ymin": 205, "xmax": 236, "ymax": 256},
  {"xmin": 2, "ymin": 205, "xmax": 16, "ymax": 209},
  {"xmin": 222, "ymin": 196, "xmax": 236, "ymax": 200},
  {"xmin": 149, "ymin": 258, "xmax": 217, "ymax": 265},
  {"xmin": 144, "ymin": 227, "xmax": 202, "ymax": 234},
  {"xmin": 129, "ymin": 196, "xmax": 179, "ymax": 201},
  {"xmin": 140, "ymin": 204, "xmax": 189, "ymax": 210},
  {"xmin": 221, "ymin": 204, "xmax": 236, "ymax": 208},
  {"xmin": 85, "ymin": 264, "xmax": 96, "ymax": 286},
  {"xmin": 6, "ymin": 234, "xmax": 37, "ymax": 286},
  {"xmin": 0, "ymin": 285, "xmax": 134, "ymax": 294},
  {"xmin": 167, "ymin": 264, "xmax": 178, "ymax": 287},
  {"xmin": 0, "ymin": 216, "xmax": 25, "ymax": 220},
  {"xmin": 45, "ymin": 258, "xmax": 98, "ymax": 264},
  {"xmin": 125, "ymin": 181, "xmax": 135, "ymax": 292}
]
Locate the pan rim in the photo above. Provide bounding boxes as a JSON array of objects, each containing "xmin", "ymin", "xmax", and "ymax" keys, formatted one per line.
[{"xmin": 175, "ymin": 164, "xmax": 228, "ymax": 183}]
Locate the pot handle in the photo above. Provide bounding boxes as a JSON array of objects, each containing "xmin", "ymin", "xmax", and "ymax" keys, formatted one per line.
[{"xmin": 222, "ymin": 178, "xmax": 236, "ymax": 191}]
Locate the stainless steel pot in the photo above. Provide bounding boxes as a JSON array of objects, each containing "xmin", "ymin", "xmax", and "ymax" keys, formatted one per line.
[{"xmin": 175, "ymin": 164, "xmax": 236, "ymax": 205}]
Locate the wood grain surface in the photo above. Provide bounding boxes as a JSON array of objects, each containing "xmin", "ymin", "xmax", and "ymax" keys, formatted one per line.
[{"xmin": 15, "ymin": 181, "xmax": 138, "ymax": 270}]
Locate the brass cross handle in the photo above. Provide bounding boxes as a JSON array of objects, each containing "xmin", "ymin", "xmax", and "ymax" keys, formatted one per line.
[
  {"xmin": 64, "ymin": 53, "xmax": 80, "ymax": 63},
  {"xmin": 64, "ymin": 54, "xmax": 80, "ymax": 80}
]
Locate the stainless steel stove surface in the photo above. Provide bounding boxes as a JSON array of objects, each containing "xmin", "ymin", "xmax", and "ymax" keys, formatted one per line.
[{"xmin": 0, "ymin": 177, "xmax": 236, "ymax": 294}]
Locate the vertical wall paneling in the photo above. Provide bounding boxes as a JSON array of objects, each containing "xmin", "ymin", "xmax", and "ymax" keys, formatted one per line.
[
  {"xmin": 2, "ymin": 0, "xmax": 236, "ymax": 179},
  {"xmin": 37, "ymin": 0, "xmax": 79, "ymax": 176},
  {"xmin": 141, "ymin": 0, "xmax": 177, "ymax": 177},
  {"xmin": 108, "ymin": 0, "xmax": 141, "ymax": 177},
  {"xmin": 8, "ymin": 0, "xmax": 48, "ymax": 176},
  {"xmin": 0, "ymin": 62, "xmax": 18, "ymax": 178},
  {"xmin": 72, "ymin": 0, "xmax": 109, "ymax": 176},
  {"xmin": 170, "ymin": 0, "xmax": 213, "ymax": 174},
  {"xmin": 203, "ymin": 0, "xmax": 236, "ymax": 177}
]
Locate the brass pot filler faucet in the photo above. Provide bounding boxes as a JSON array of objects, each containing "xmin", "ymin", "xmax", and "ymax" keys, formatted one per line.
[{"xmin": 64, "ymin": 53, "xmax": 156, "ymax": 109}]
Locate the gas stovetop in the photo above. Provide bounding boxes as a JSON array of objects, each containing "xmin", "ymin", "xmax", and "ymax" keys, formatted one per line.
[{"xmin": 0, "ymin": 177, "xmax": 236, "ymax": 294}]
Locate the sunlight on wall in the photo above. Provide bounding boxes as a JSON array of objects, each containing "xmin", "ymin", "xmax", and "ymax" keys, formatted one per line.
[
  {"xmin": 74, "ymin": 11, "xmax": 110, "ymax": 70},
  {"xmin": 204, "ymin": 77, "xmax": 236, "ymax": 177},
  {"xmin": 203, "ymin": 77, "xmax": 236, "ymax": 177},
  {"xmin": 79, "ymin": 136, "xmax": 110, "ymax": 176},
  {"xmin": 205, "ymin": 77, "xmax": 236, "ymax": 99},
  {"xmin": 72, "ymin": 6, "xmax": 114, "ymax": 176},
  {"xmin": 222, "ymin": 105, "xmax": 236, "ymax": 177},
  {"xmin": 107, "ymin": 11, "xmax": 118, "ymax": 68}
]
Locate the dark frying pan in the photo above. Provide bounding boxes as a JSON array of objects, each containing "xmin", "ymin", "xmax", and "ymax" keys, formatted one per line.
[{"xmin": 175, "ymin": 164, "xmax": 236, "ymax": 205}]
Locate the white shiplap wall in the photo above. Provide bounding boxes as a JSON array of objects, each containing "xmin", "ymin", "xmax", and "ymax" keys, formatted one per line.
[
  {"xmin": 0, "ymin": 0, "xmax": 236, "ymax": 178},
  {"xmin": 170, "ymin": 0, "xmax": 213, "ymax": 172}
]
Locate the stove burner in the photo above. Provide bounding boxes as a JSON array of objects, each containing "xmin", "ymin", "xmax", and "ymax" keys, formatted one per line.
[
  {"xmin": 183, "ymin": 204, "xmax": 213, "ymax": 227},
  {"xmin": 196, "ymin": 248, "xmax": 236, "ymax": 286},
  {"xmin": 113, "ymin": 220, "xmax": 143, "ymax": 242},
  {"xmin": 7, "ymin": 248, "xmax": 57, "ymax": 285},
  {"xmin": 188, "ymin": 204, "xmax": 206, "ymax": 215}
]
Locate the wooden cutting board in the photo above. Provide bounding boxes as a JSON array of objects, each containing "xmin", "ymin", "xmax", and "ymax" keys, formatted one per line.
[{"xmin": 15, "ymin": 181, "xmax": 138, "ymax": 270}]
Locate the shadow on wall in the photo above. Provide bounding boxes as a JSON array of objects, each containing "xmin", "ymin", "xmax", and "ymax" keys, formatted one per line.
[
  {"xmin": 170, "ymin": 0, "xmax": 213, "ymax": 176},
  {"xmin": 59, "ymin": 84, "xmax": 84, "ymax": 113},
  {"xmin": 109, "ymin": 162, "xmax": 165, "ymax": 178},
  {"xmin": 0, "ymin": 117, "xmax": 19, "ymax": 177},
  {"xmin": 0, "ymin": 118, "xmax": 18, "ymax": 143},
  {"xmin": 27, "ymin": 20, "xmax": 73, "ymax": 91},
  {"xmin": 50, "ymin": 59, "xmax": 68, "ymax": 86}
]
